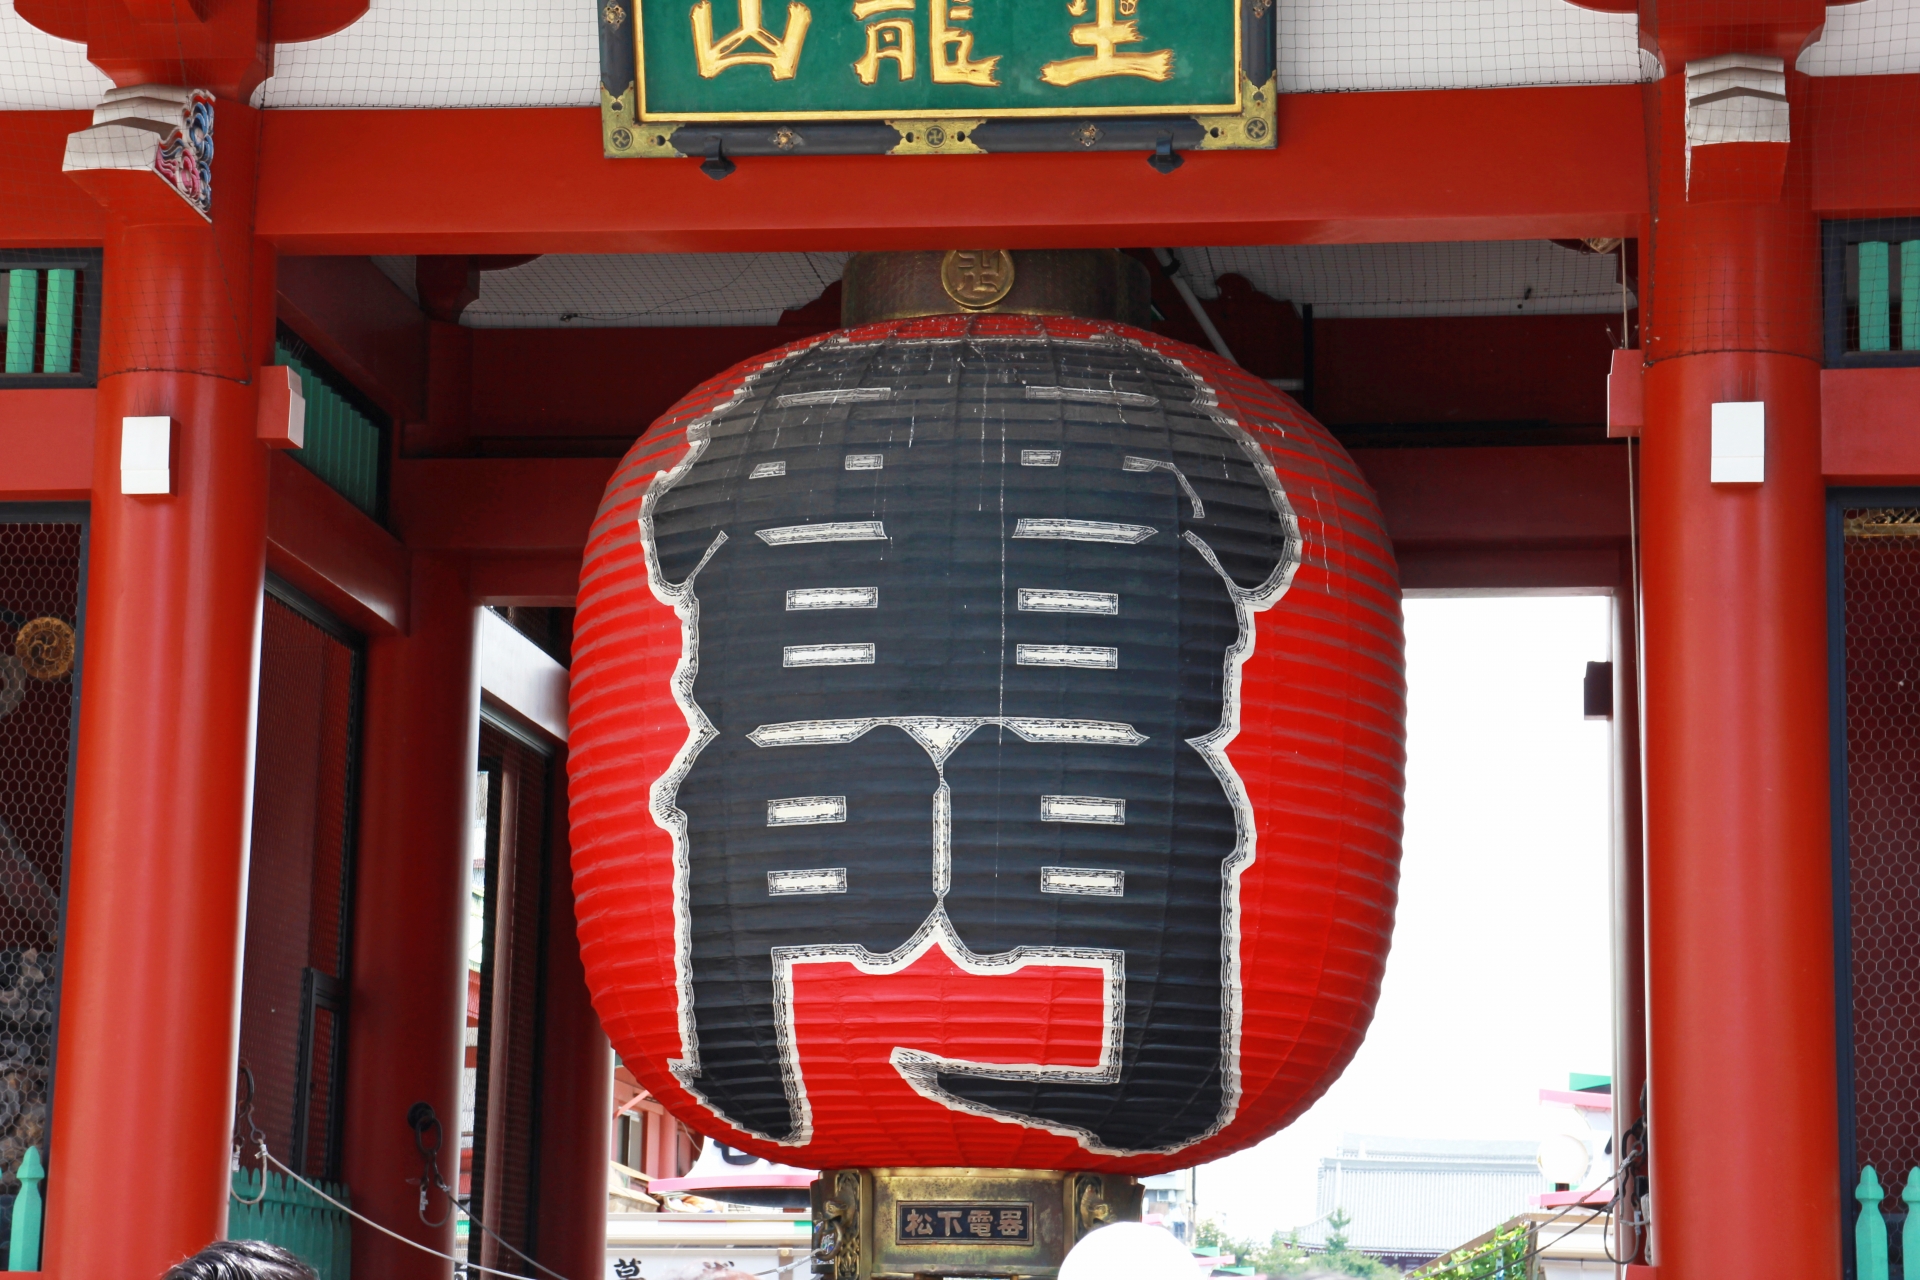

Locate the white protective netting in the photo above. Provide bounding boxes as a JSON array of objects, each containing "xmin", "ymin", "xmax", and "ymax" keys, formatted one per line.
[
  {"xmin": 1175, "ymin": 241, "xmax": 1632, "ymax": 318},
  {"xmin": 3, "ymin": 0, "xmax": 1915, "ymax": 111},
  {"xmin": 365, "ymin": 242, "xmax": 1627, "ymax": 326},
  {"xmin": 1798, "ymin": 0, "xmax": 1920, "ymax": 76},
  {"xmin": 373, "ymin": 253, "xmax": 853, "ymax": 327},
  {"xmin": 0, "ymin": 4, "xmax": 109, "ymax": 110},
  {"xmin": 252, "ymin": 0, "xmax": 598, "ymax": 107},
  {"xmin": 1277, "ymin": 0, "xmax": 1650, "ymax": 92}
]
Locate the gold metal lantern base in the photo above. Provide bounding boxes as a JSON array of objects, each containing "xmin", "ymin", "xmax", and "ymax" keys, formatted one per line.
[
  {"xmin": 839, "ymin": 250, "xmax": 1153, "ymax": 328},
  {"xmin": 811, "ymin": 1167, "xmax": 1143, "ymax": 1279}
]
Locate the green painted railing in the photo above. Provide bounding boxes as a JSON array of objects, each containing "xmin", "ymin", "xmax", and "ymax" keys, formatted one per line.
[
  {"xmin": 1854, "ymin": 1165, "xmax": 1920, "ymax": 1280},
  {"xmin": 273, "ymin": 340, "xmax": 383, "ymax": 519},
  {"xmin": 3, "ymin": 268, "xmax": 78, "ymax": 375},
  {"xmin": 7, "ymin": 1146, "xmax": 43, "ymax": 1271},
  {"xmin": 230, "ymin": 1166, "xmax": 351, "ymax": 1280},
  {"xmin": 1858, "ymin": 1166, "xmax": 1888, "ymax": 1280}
]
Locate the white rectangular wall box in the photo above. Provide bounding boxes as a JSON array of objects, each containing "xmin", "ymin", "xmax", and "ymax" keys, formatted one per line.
[
  {"xmin": 1711, "ymin": 401, "xmax": 1765, "ymax": 484},
  {"xmin": 120, "ymin": 415, "xmax": 172, "ymax": 494}
]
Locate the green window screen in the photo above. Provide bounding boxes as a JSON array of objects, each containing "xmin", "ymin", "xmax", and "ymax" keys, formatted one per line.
[
  {"xmin": 273, "ymin": 339, "xmax": 385, "ymax": 520},
  {"xmin": 1, "ymin": 269, "xmax": 80, "ymax": 377},
  {"xmin": 1861, "ymin": 242, "xmax": 1890, "ymax": 351}
]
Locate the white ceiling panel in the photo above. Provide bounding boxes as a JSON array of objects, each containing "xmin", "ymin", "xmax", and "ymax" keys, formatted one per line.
[
  {"xmin": 0, "ymin": 4, "xmax": 111, "ymax": 110},
  {"xmin": 371, "ymin": 243, "xmax": 1628, "ymax": 327},
  {"xmin": 374, "ymin": 253, "xmax": 852, "ymax": 327},
  {"xmin": 1800, "ymin": 0, "xmax": 1920, "ymax": 76},
  {"xmin": 13, "ymin": 0, "xmax": 1905, "ymax": 114},
  {"xmin": 1176, "ymin": 241, "xmax": 1633, "ymax": 317},
  {"xmin": 253, "ymin": 0, "xmax": 598, "ymax": 107},
  {"xmin": 1277, "ymin": 0, "xmax": 1649, "ymax": 92}
]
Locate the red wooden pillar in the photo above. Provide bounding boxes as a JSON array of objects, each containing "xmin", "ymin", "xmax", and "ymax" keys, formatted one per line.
[
  {"xmin": 1637, "ymin": 26, "xmax": 1839, "ymax": 1280},
  {"xmin": 535, "ymin": 746, "xmax": 611, "ymax": 1278},
  {"xmin": 342, "ymin": 553, "xmax": 478, "ymax": 1279},
  {"xmin": 42, "ymin": 107, "xmax": 274, "ymax": 1279}
]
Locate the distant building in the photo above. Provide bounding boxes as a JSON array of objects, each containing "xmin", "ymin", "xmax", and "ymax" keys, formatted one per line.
[
  {"xmin": 1142, "ymin": 1170, "xmax": 1197, "ymax": 1243},
  {"xmin": 1299, "ymin": 1135, "xmax": 1551, "ymax": 1268}
]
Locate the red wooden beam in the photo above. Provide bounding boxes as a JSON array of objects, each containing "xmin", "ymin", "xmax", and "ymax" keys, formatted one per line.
[
  {"xmin": 1814, "ymin": 74, "xmax": 1920, "ymax": 218},
  {"xmin": 0, "ymin": 391, "xmax": 412, "ymax": 629},
  {"xmin": 1352, "ymin": 444, "xmax": 1633, "ymax": 543},
  {"xmin": 1822, "ymin": 367, "xmax": 1920, "ymax": 484},
  {"xmin": 0, "ymin": 389, "xmax": 95, "ymax": 500},
  {"xmin": 1352, "ymin": 444, "xmax": 1633, "ymax": 592},
  {"xmin": 388, "ymin": 457, "xmax": 618, "ymax": 550},
  {"xmin": 462, "ymin": 311, "xmax": 1617, "ymax": 451},
  {"xmin": 470, "ymin": 553, "xmax": 586, "ymax": 607},
  {"xmin": 233, "ymin": 86, "xmax": 1645, "ymax": 254},
  {"xmin": 2, "ymin": 388, "xmax": 1636, "ymax": 592},
  {"xmin": 388, "ymin": 446, "xmax": 1631, "ymax": 593},
  {"xmin": 266, "ymin": 450, "xmax": 409, "ymax": 634},
  {"xmin": 1392, "ymin": 545, "xmax": 1626, "ymax": 593},
  {"xmin": 0, "ymin": 111, "xmax": 107, "ymax": 248},
  {"xmin": 43, "ymin": 77, "xmax": 1920, "ymax": 251},
  {"xmin": 1317, "ymin": 314, "xmax": 1617, "ymax": 428}
]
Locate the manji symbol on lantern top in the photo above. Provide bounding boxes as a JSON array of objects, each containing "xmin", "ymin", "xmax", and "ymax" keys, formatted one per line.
[{"xmin": 597, "ymin": 0, "xmax": 1276, "ymax": 160}]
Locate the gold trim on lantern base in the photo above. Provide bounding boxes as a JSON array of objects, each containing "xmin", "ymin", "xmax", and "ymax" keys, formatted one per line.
[{"xmin": 812, "ymin": 1167, "xmax": 1143, "ymax": 1279}]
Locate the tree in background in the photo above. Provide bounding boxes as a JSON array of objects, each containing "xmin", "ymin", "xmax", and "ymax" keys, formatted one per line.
[
  {"xmin": 1196, "ymin": 1211, "xmax": 1401, "ymax": 1279},
  {"xmin": 1313, "ymin": 1209, "xmax": 1402, "ymax": 1278}
]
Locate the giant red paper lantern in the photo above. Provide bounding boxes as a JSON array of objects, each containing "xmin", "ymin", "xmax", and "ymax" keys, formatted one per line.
[{"xmin": 569, "ymin": 311, "xmax": 1405, "ymax": 1175}]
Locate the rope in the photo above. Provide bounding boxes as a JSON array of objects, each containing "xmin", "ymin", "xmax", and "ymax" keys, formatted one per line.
[
  {"xmin": 229, "ymin": 1065, "xmax": 268, "ymax": 1208},
  {"xmin": 249, "ymin": 1149, "xmax": 557, "ymax": 1280},
  {"xmin": 237, "ymin": 1128, "xmax": 819, "ymax": 1280}
]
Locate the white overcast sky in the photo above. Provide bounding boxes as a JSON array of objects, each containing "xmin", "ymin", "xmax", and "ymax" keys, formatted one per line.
[{"xmin": 1194, "ymin": 595, "xmax": 1617, "ymax": 1240}]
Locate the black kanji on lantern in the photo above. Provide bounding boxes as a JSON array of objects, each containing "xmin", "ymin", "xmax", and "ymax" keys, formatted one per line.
[{"xmin": 642, "ymin": 330, "xmax": 1299, "ymax": 1156}]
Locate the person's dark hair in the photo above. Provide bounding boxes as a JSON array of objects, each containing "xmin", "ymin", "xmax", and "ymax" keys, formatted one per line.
[{"xmin": 161, "ymin": 1240, "xmax": 319, "ymax": 1280}]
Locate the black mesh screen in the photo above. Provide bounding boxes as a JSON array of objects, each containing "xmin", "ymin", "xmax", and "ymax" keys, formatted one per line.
[
  {"xmin": 0, "ymin": 515, "xmax": 82, "ymax": 1241},
  {"xmin": 1844, "ymin": 507, "xmax": 1920, "ymax": 1240},
  {"xmin": 237, "ymin": 591, "xmax": 360, "ymax": 1182}
]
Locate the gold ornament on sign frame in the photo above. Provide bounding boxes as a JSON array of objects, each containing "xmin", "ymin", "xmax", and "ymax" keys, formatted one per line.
[
  {"xmin": 940, "ymin": 250, "xmax": 1016, "ymax": 310},
  {"xmin": 15, "ymin": 617, "xmax": 74, "ymax": 681}
]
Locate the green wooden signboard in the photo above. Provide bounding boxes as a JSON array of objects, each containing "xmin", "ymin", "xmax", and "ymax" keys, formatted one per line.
[{"xmin": 598, "ymin": 0, "xmax": 1275, "ymax": 163}]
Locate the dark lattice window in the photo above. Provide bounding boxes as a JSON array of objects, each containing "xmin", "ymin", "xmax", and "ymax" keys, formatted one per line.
[
  {"xmin": 1837, "ymin": 503, "xmax": 1920, "ymax": 1280},
  {"xmin": 0, "ymin": 507, "xmax": 85, "ymax": 1247},
  {"xmin": 236, "ymin": 582, "xmax": 362, "ymax": 1182},
  {"xmin": 274, "ymin": 323, "xmax": 391, "ymax": 522},
  {"xmin": 468, "ymin": 717, "xmax": 555, "ymax": 1277},
  {"xmin": 0, "ymin": 252, "xmax": 100, "ymax": 387},
  {"xmin": 1827, "ymin": 222, "xmax": 1920, "ymax": 368}
]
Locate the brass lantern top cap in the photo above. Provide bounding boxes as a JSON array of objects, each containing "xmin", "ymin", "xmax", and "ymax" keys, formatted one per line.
[{"xmin": 841, "ymin": 250, "xmax": 1152, "ymax": 327}]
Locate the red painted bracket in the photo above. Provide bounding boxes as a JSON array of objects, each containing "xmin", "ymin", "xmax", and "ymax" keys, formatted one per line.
[{"xmin": 255, "ymin": 364, "xmax": 306, "ymax": 450}]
